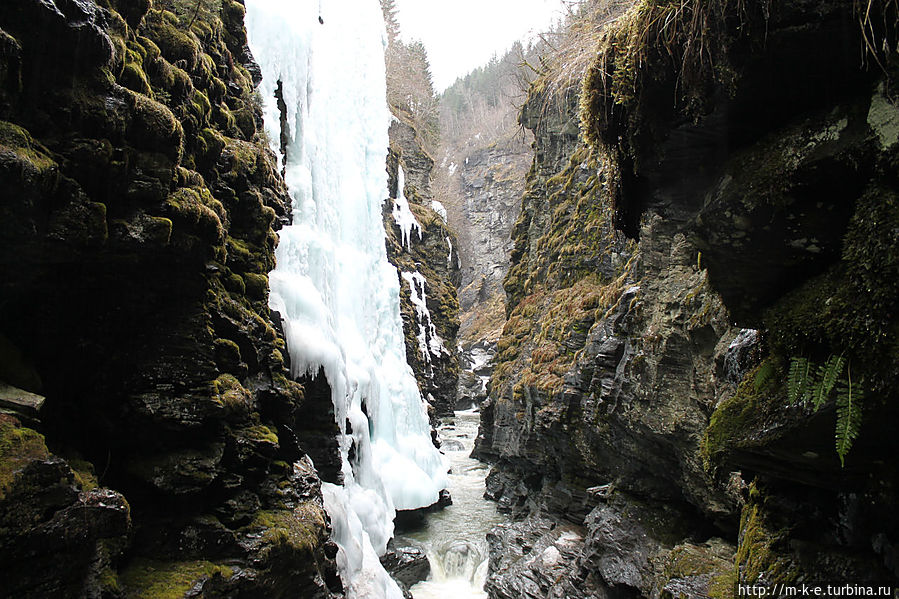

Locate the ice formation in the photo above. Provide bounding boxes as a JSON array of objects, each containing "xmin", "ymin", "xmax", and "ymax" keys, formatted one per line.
[
  {"xmin": 430, "ymin": 199, "xmax": 448, "ymax": 223},
  {"xmin": 245, "ymin": 1, "xmax": 448, "ymax": 596},
  {"xmin": 392, "ymin": 165, "xmax": 421, "ymax": 250},
  {"xmin": 401, "ymin": 270, "xmax": 447, "ymax": 366}
]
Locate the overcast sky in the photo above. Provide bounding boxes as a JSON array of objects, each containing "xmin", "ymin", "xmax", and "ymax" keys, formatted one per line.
[{"xmin": 392, "ymin": 0, "xmax": 569, "ymax": 92}]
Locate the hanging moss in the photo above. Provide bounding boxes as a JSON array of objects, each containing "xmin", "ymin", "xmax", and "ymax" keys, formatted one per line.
[{"xmin": 735, "ymin": 482, "xmax": 799, "ymax": 584}]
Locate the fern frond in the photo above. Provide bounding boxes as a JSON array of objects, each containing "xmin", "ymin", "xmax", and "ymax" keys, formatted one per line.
[
  {"xmin": 835, "ymin": 365, "xmax": 863, "ymax": 467},
  {"xmin": 788, "ymin": 357, "xmax": 811, "ymax": 404},
  {"xmin": 813, "ymin": 355, "xmax": 845, "ymax": 410}
]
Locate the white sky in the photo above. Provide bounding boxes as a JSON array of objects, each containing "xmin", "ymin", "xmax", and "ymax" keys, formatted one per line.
[{"xmin": 392, "ymin": 0, "xmax": 569, "ymax": 92}]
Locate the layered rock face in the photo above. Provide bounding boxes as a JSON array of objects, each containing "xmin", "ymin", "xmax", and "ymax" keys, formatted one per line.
[
  {"xmin": 384, "ymin": 117, "xmax": 462, "ymax": 419},
  {"xmin": 0, "ymin": 0, "xmax": 341, "ymax": 596},
  {"xmin": 438, "ymin": 135, "xmax": 529, "ymax": 408},
  {"xmin": 477, "ymin": 0, "xmax": 899, "ymax": 595}
]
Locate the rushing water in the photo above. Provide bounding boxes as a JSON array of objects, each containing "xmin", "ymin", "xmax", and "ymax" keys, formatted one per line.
[
  {"xmin": 245, "ymin": 1, "xmax": 448, "ymax": 597},
  {"xmin": 409, "ymin": 409, "xmax": 505, "ymax": 598}
]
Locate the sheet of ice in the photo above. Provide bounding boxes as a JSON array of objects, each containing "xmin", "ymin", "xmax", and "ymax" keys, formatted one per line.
[
  {"xmin": 246, "ymin": 1, "xmax": 448, "ymax": 596},
  {"xmin": 401, "ymin": 270, "xmax": 447, "ymax": 367},
  {"xmin": 392, "ymin": 165, "xmax": 421, "ymax": 250}
]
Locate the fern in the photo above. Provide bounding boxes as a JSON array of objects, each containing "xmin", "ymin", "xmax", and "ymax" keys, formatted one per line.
[
  {"xmin": 835, "ymin": 366, "xmax": 863, "ymax": 467},
  {"xmin": 813, "ymin": 355, "xmax": 845, "ymax": 410},
  {"xmin": 786, "ymin": 355, "xmax": 863, "ymax": 467},
  {"xmin": 787, "ymin": 358, "xmax": 810, "ymax": 404}
]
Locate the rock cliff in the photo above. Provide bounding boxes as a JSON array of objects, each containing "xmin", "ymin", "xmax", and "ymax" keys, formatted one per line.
[
  {"xmin": 0, "ymin": 0, "xmax": 341, "ymax": 596},
  {"xmin": 437, "ymin": 133, "xmax": 529, "ymax": 409},
  {"xmin": 384, "ymin": 115, "xmax": 462, "ymax": 419},
  {"xmin": 476, "ymin": 0, "xmax": 899, "ymax": 595}
]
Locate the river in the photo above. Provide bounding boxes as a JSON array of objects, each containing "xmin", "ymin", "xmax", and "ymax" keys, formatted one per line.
[{"xmin": 407, "ymin": 409, "xmax": 505, "ymax": 598}]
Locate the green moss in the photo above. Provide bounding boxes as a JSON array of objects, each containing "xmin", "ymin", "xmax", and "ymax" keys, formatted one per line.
[
  {"xmin": 223, "ymin": 272, "xmax": 245, "ymax": 294},
  {"xmin": 120, "ymin": 61, "xmax": 153, "ymax": 96},
  {"xmin": 127, "ymin": 91, "xmax": 183, "ymax": 158},
  {"xmin": 0, "ymin": 120, "xmax": 57, "ymax": 173},
  {"xmin": 702, "ymin": 358, "xmax": 784, "ymax": 468},
  {"xmin": 213, "ymin": 336, "xmax": 241, "ymax": 362},
  {"xmin": 244, "ymin": 424, "xmax": 279, "ymax": 445},
  {"xmin": 67, "ymin": 457, "xmax": 99, "ymax": 491},
  {"xmin": 164, "ymin": 187, "xmax": 224, "ymax": 243},
  {"xmin": 209, "ymin": 76, "xmax": 227, "ymax": 102},
  {"xmin": 223, "ymin": 138, "xmax": 260, "ymax": 176},
  {"xmin": 138, "ymin": 36, "xmax": 161, "ymax": 62},
  {"xmin": 579, "ymin": 0, "xmax": 750, "ymax": 150},
  {"xmin": 170, "ymin": 65, "xmax": 193, "ymax": 99},
  {"xmin": 0, "ymin": 415, "xmax": 50, "ymax": 500},
  {"xmin": 765, "ymin": 185, "xmax": 899, "ymax": 389},
  {"xmin": 243, "ymin": 272, "xmax": 268, "ymax": 300},
  {"xmin": 190, "ymin": 89, "xmax": 212, "ymax": 123},
  {"xmin": 145, "ymin": 9, "xmax": 200, "ymax": 71},
  {"xmin": 119, "ymin": 558, "xmax": 231, "ymax": 599},
  {"xmin": 210, "ymin": 373, "xmax": 252, "ymax": 412},
  {"xmin": 248, "ymin": 504, "xmax": 325, "ymax": 555},
  {"xmin": 660, "ymin": 543, "xmax": 735, "ymax": 598},
  {"xmin": 735, "ymin": 482, "xmax": 799, "ymax": 584}
]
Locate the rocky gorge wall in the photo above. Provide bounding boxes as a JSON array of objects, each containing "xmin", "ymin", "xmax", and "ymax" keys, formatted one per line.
[
  {"xmin": 437, "ymin": 132, "xmax": 529, "ymax": 409},
  {"xmin": 384, "ymin": 115, "xmax": 462, "ymax": 419},
  {"xmin": 475, "ymin": 0, "xmax": 899, "ymax": 596},
  {"xmin": 0, "ymin": 0, "xmax": 343, "ymax": 596}
]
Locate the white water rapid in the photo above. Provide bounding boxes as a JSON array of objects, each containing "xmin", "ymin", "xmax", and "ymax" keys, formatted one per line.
[
  {"xmin": 408, "ymin": 410, "xmax": 504, "ymax": 598},
  {"xmin": 245, "ymin": 1, "xmax": 448, "ymax": 596}
]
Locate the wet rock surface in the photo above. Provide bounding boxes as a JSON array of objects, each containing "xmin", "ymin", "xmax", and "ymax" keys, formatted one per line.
[
  {"xmin": 477, "ymin": 0, "xmax": 899, "ymax": 594},
  {"xmin": 0, "ymin": 0, "xmax": 341, "ymax": 595},
  {"xmin": 380, "ymin": 538, "xmax": 431, "ymax": 593}
]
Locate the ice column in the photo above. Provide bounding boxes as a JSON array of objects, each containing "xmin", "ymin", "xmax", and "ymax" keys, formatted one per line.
[{"xmin": 245, "ymin": 1, "xmax": 448, "ymax": 596}]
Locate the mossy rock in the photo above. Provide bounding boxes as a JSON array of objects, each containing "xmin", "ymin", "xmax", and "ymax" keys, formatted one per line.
[
  {"xmin": 196, "ymin": 127, "xmax": 225, "ymax": 166},
  {"xmin": 242, "ymin": 424, "xmax": 279, "ymax": 447},
  {"xmin": 247, "ymin": 503, "xmax": 326, "ymax": 557},
  {"xmin": 702, "ymin": 358, "xmax": 784, "ymax": 468},
  {"xmin": 764, "ymin": 185, "xmax": 899, "ymax": 387},
  {"xmin": 243, "ymin": 272, "xmax": 268, "ymax": 300},
  {"xmin": 213, "ymin": 337, "xmax": 242, "ymax": 370},
  {"xmin": 119, "ymin": 558, "xmax": 232, "ymax": 599},
  {"xmin": 735, "ymin": 482, "xmax": 799, "ymax": 584},
  {"xmin": 190, "ymin": 89, "xmax": 212, "ymax": 125},
  {"xmin": 145, "ymin": 10, "xmax": 200, "ymax": 71},
  {"xmin": 0, "ymin": 120, "xmax": 57, "ymax": 175},
  {"xmin": 125, "ymin": 90, "xmax": 183, "ymax": 160},
  {"xmin": 120, "ymin": 61, "xmax": 153, "ymax": 96},
  {"xmin": 164, "ymin": 187, "xmax": 225, "ymax": 243},
  {"xmin": 0, "ymin": 414, "xmax": 50, "ymax": 500},
  {"xmin": 222, "ymin": 271, "xmax": 245, "ymax": 294},
  {"xmin": 210, "ymin": 373, "xmax": 252, "ymax": 415}
]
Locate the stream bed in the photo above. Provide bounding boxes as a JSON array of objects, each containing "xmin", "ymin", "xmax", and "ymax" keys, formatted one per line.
[{"xmin": 406, "ymin": 409, "xmax": 506, "ymax": 598}]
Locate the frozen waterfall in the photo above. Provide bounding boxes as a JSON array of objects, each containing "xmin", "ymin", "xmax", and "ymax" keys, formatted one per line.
[{"xmin": 245, "ymin": 1, "xmax": 448, "ymax": 596}]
